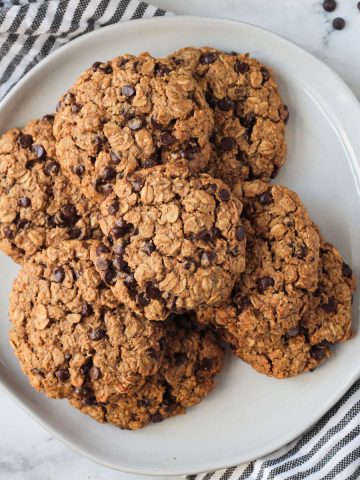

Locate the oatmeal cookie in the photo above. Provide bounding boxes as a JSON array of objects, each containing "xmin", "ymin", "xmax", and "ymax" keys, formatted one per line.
[
  {"xmin": 69, "ymin": 313, "xmax": 225, "ymax": 430},
  {"xmin": 53, "ymin": 52, "xmax": 214, "ymax": 202},
  {"xmin": 197, "ymin": 240, "xmax": 355, "ymax": 378},
  {"xmin": 9, "ymin": 240, "xmax": 166, "ymax": 399},
  {"xmin": 167, "ymin": 47, "xmax": 288, "ymax": 187},
  {"xmin": 0, "ymin": 117, "xmax": 100, "ymax": 263},
  {"xmin": 92, "ymin": 163, "xmax": 246, "ymax": 321}
]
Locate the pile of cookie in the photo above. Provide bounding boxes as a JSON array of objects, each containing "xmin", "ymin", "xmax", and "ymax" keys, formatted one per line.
[{"xmin": 1, "ymin": 47, "xmax": 355, "ymax": 430}]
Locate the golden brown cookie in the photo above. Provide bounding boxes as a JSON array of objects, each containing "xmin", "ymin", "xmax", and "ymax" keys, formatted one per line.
[
  {"xmin": 0, "ymin": 117, "xmax": 101, "ymax": 263},
  {"xmin": 92, "ymin": 163, "xmax": 246, "ymax": 321},
  {"xmin": 53, "ymin": 53, "xmax": 214, "ymax": 202},
  {"xmin": 69, "ymin": 314, "xmax": 225, "ymax": 430},
  {"xmin": 167, "ymin": 47, "xmax": 288, "ymax": 187},
  {"xmin": 9, "ymin": 240, "xmax": 166, "ymax": 399}
]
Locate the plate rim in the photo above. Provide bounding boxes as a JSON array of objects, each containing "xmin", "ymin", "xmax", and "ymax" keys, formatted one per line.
[{"xmin": 1, "ymin": 14, "xmax": 360, "ymax": 476}]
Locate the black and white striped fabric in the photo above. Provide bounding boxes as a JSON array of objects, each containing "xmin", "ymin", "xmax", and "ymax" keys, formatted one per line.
[{"xmin": 1, "ymin": 2, "xmax": 359, "ymax": 478}]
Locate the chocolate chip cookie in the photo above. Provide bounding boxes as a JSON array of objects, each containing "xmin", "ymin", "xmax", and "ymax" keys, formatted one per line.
[
  {"xmin": 167, "ymin": 47, "xmax": 288, "ymax": 187},
  {"xmin": 92, "ymin": 163, "xmax": 246, "ymax": 321},
  {"xmin": 54, "ymin": 53, "xmax": 214, "ymax": 202},
  {"xmin": 69, "ymin": 313, "xmax": 225, "ymax": 430},
  {"xmin": 198, "ymin": 240, "xmax": 355, "ymax": 378},
  {"xmin": 9, "ymin": 240, "xmax": 167, "ymax": 400},
  {"xmin": 0, "ymin": 117, "xmax": 101, "ymax": 263}
]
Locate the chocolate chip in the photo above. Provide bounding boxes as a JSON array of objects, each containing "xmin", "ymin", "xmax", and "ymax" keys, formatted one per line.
[
  {"xmin": 31, "ymin": 368, "xmax": 44, "ymax": 376},
  {"xmin": 122, "ymin": 85, "xmax": 135, "ymax": 97},
  {"xmin": 101, "ymin": 167, "xmax": 116, "ymax": 182},
  {"xmin": 143, "ymin": 240, "xmax": 156, "ymax": 255},
  {"xmin": 31, "ymin": 144, "xmax": 46, "ymax": 159},
  {"xmin": 285, "ymin": 326, "xmax": 300, "ymax": 339},
  {"xmin": 146, "ymin": 282, "xmax": 161, "ymax": 299},
  {"xmin": 241, "ymin": 113, "xmax": 256, "ymax": 129},
  {"xmin": 83, "ymin": 395, "xmax": 97, "ymax": 406},
  {"xmin": 137, "ymin": 398, "xmax": 150, "ymax": 408},
  {"xmin": 110, "ymin": 151, "xmax": 121, "ymax": 164},
  {"xmin": 96, "ymin": 243, "xmax": 110, "ymax": 255},
  {"xmin": 151, "ymin": 413, "xmax": 164, "ymax": 423},
  {"xmin": 199, "ymin": 52, "xmax": 217, "ymax": 64},
  {"xmin": 25, "ymin": 160, "xmax": 36, "ymax": 170},
  {"xmin": 271, "ymin": 167, "xmax": 279, "ymax": 179},
  {"xmin": 283, "ymin": 105, "xmax": 290, "ymax": 124},
  {"xmin": 73, "ymin": 164, "xmax": 85, "ymax": 176},
  {"xmin": 196, "ymin": 229, "xmax": 211, "ymax": 242},
  {"xmin": 261, "ymin": 67, "xmax": 270, "ymax": 82},
  {"xmin": 234, "ymin": 60, "xmax": 250, "ymax": 74},
  {"xmin": 113, "ymin": 255, "xmax": 126, "ymax": 271},
  {"xmin": 218, "ymin": 97, "xmax": 235, "ymax": 112},
  {"xmin": 342, "ymin": 262, "xmax": 353, "ymax": 278},
  {"xmin": 104, "ymin": 64, "xmax": 113, "ymax": 74},
  {"xmin": 205, "ymin": 90, "xmax": 217, "ymax": 108},
  {"xmin": 142, "ymin": 158, "xmax": 158, "ymax": 168},
  {"xmin": 111, "ymin": 220, "xmax": 131, "ymax": 239},
  {"xmin": 322, "ymin": 0, "xmax": 336, "ymax": 11},
  {"xmin": 124, "ymin": 272, "xmax": 137, "ymax": 290},
  {"xmin": 113, "ymin": 243, "xmax": 125, "ymax": 255},
  {"xmin": 104, "ymin": 268, "xmax": 116, "ymax": 285},
  {"xmin": 207, "ymin": 183, "xmax": 217, "ymax": 194},
  {"xmin": 16, "ymin": 218, "xmax": 30, "ymax": 230},
  {"xmin": 17, "ymin": 197, "xmax": 31, "ymax": 208},
  {"xmin": 96, "ymin": 258, "xmax": 109, "ymax": 271},
  {"xmin": 137, "ymin": 292, "xmax": 150, "ymax": 307},
  {"xmin": 219, "ymin": 189, "xmax": 230, "ymax": 202},
  {"xmin": 102, "ymin": 183, "xmax": 113, "ymax": 196},
  {"xmin": 60, "ymin": 204, "xmax": 78, "ymax": 225},
  {"xmin": 220, "ymin": 136, "xmax": 236, "ymax": 151},
  {"xmin": 131, "ymin": 177, "xmax": 144, "ymax": 193},
  {"xmin": 42, "ymin": 114, "xmax": 54, "ymax": 122},
  {"xmin": 257, "ymin": 276, "xmax": 275, "ymax": 292},
  {"xmin": 180, "ymin": 147, "xmax": 199, "ymax": 160},
  {"xmin": 128, "ymin": 117, "xmax": 145, "ymax": 131},
  {"xmin": 199, "ymin": 358, "xmax": 213, "ymax": 371},
  {"xmin": 92, "ymin": 61, "xmax": 102, "ymax": 71},
  {"xmin": 82, "ymin": 302, "xmax": 93, "ymax": 317},
  {"xmin": 55, "ymin": 368, "xmax": 69, "ymax": 382},
  {"xmin": 53, "ymin": 267, "xmax": 65, "ymax": 283},
  {"xmin": 295, "ymin": 245, "xmax": 308, "ymax": 259},
  {"xmin": 44, "ymin": 160, "xmax": 60, "ymax": 176},
  {"xmin": 310, "ymin": 344, "xmax": 328, "ymax": 361},
  {"xmin": 88, "ymin": 328, "xmax": 106, "ymax": 341},
  {"xmin": 160, "ymin": 133, "xmax": 176, "ymax": 146},
  {"xmin": 4, "ymin": 227, "xmax": 13, "ymax": 239},
  {"xmin": 18, "ymin": 134, "xmax": 33, "ymax": 148},
  {"xmin": 201, "ymin": 251, "xmax": 216, "ymax": 264},
  {"xmin": 89, "ymin": 366, "xmax": 101, "ymax": 380},
  {"xmin": 333, "ymin": 17, "xmax": 345, "ymax": 30},
  {"xmin": 46, "ymin": 215, "xmax": 56, "ymax": 227},
  {"xmin": 322, "ymin": 296, "xmax": 337, "ymax": 314},
  {"xmin": 71, "ymin": 103, "xmax": 82, "ymax": 113},
  {"xmin": 358, "ymin": 1, "xmax": 360, "ymax": 11},
  {"xmin": 150, "ymin": 117, "xmax": 164, "ymax": 130},
  {"xmin": 67, "ymin": 227, "xmax": 81, "ymax": 239},
  {"xmin": 235, "ymin": 225, "xmax": 246, "ymax": 241},
  {"xmin": 108, "ymin": 200, "xmax": 119, "ymax": 215},
  {"xmin": 258, "ymin": 191, "xmax": 273, "ymax": 205},
  {"xmin": 174, "ymin": 352, "xmax": 187, "ymax": 365},
  {"xmin": 155, "ymin": 62, "xmax": 171, "ymax": 77}
]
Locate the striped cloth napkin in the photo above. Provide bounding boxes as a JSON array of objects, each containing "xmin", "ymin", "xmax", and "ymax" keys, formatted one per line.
[{"xmin": 0, "ymin": 1, "xmax": 359, "ymax": 479}]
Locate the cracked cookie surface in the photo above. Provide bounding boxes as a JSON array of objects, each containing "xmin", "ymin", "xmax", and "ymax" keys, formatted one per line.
[
  {"xmin": 197, "ymin": 240, "xmax": 355, "ymax": 378},
  {"xmin": 54, "ymin": 53, "xmax": 214, "ymax": 202},
  {"xmin": 9, "ymin": 240, "xmax": 167, "ymax": 400},
  {"xmin": 69, "ymin": 314, "xmax": 225, "ymax": 430},
  {"xmin": 92, "ymin": 163, "xmax": 246, "ymax": 321},
  {"xmin": 0, "ymin": 117, "xmax": 101, "ymax": 263},
  {"xmin": 167, "ymin": 47, "xmax": 288, "ymax": 187}
]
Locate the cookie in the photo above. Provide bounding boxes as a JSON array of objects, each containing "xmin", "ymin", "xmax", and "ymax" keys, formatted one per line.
[
  {"xmin": 9, "ymin": 240, "xmax": 167, "ymax": 400},
  {"xmin": 0, "ymin": 117, "xmax": 101, "ymax": 263},
  {"xmin": 167, "ymin": 47, "xmax": 288, "ymax": 187},
  {"xmin": 69, "ymin": 313, "xmax": 225, "ymax": 430},
  {"xmin": 92, "ymin": 163, "xmax": 246, "ymax": 321},
  {"xmin": 198, "ymin": 240, "xmax": 355, "ymax": 378},
  {"xmin": 53, "ymin": 53, "xmax": 214, "ymax": 203}
]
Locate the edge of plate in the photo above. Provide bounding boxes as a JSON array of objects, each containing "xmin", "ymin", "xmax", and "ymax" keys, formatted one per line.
[{"xmin": 0, "ymin": 15, "xmax": 360, "ymax": 476}]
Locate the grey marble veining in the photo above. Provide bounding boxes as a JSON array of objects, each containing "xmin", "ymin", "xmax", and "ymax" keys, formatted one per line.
[{"xmin": 1, "ymin": 1, "xmax": 359, "ymax": 479}]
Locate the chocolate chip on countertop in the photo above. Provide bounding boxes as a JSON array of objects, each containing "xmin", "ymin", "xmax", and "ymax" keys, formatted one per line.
[
  {"xmin": 322, "ymin": 0, "xmax": 337, "ymax": 12},
  {"xmin": 332, "ymin": 17, "xmax": 345, "ymax": 30}
]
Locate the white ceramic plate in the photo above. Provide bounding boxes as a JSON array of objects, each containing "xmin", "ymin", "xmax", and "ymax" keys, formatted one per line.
[{"xmin": 0, "ymin": 16, "xmax": 360, "ymax": 476}]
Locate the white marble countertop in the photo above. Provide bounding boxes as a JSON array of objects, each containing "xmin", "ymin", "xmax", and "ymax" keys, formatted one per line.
[{"xmin": 1, "ymin": 1, "xmax": 359, "ymax": 479}]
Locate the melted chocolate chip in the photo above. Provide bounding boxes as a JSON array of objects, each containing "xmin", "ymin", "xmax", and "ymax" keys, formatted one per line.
[
  {"xmin": 137, "ymin": 292, "xmax": 150, "ymax": 307},
  {"xmin": 146, "ymin": 282, "xmax": 161, "ymax": 299}
]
